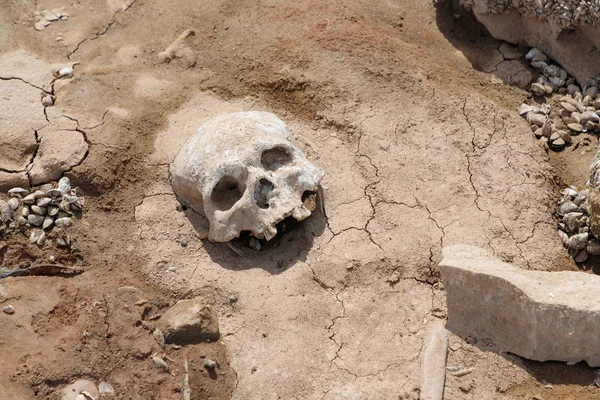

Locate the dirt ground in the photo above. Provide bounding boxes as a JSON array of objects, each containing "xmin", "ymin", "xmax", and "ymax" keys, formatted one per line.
[{"xmin": 1, "ymin": 0, "xmax": 600, "ymax": 399}]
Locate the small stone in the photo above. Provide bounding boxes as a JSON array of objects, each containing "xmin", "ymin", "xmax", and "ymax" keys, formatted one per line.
[
  {"xmin": 587, "ymin": 240, "xmax": 600, "ymax": 256},
  {"xmin": 56, "ymin": 66, "xmax": 73, "ymax": 78},
  {"xmin": 7, "ymin": 198, "xmax": 19, "ymax": 211},
  {"xmin": 559, "ymin": 201, "xmax": 578, "ymax": 215},
  {"xmin": 558, "ymin": 130, "xmax": 572, "ymax": 144},
  {"xmin": 229, "ymin": 294, "xmax": 238, "ymax": 303},
  {"xmin": 180, "ymin": 239, "xmax": 188, "ymax": 247},
  {"xmin": 153, "ymin": 329, "xmax": 166, "ymax": 348},
  {"xmin": 155, "ymin": 297, "xmax": 220, "ymax": 345},
  {"xmin": 204, "ymin": 359, "xmax": 217, "ymax": 370},
  {"xmin": 37, "ymin": 197, "xmax": 51, "ymax": 207},
  {"xmin": 31, "ymin": 205, "xmax": 46, "ymax": 215},
  {"xmin": 151, "ymin": 354, "xmax": 169, "ymax": 372},
  {"xmin": 41, "ymin": 94, "xmax": 54, "ymax": 107},
  {"xmin": 567, "ymin": 233, "xmax": 589, "ymax": 250},
  {"xmin": 3, "ymin": 305, "xmax": 15, "ymax": 314},
  {"xmin": 98, "ymin": 382, "xmax": 115, "ymax": 396}
]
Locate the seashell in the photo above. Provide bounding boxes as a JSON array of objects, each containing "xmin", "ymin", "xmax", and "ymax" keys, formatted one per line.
[
  {"xmin": 31, "ymin": 205, "xmax": 46, "ymax": 215},
  {"xmin": 581, "ymin": 111, "xmax": 600, "ymax": 123},
  {"xmin": 550, "ymin": 137, "xmax": 565, "ymax": 149},
  {"xmin": 561, "ymin": 102, "xmax": 577, "ymax": 113},
  {"xmin": 519, "ymin": 103, "xmax": 534, "ymax": 116},
  {"xmin": 0, "ymin": 201, "xmax": 12, "ymax": 222},
  {"xmin": 559, "ymin": 201, "xmax": 578, "ymax": 215},
  {"xmin": 46, "ymin": 189, "xmax": 62, "ymax": 198},
  {"xmin": 574, "ymin": 249, "xmax": 589, "ymax": 263},
  {"xmin": 567, "ymin": 233, "xmax": 589, "ymax": 250},
  {"xmin": 71, "ymin": 200, "xmax": 83, "ymax": 211},
  {"xmin": 22, "ymin": 206, "xmax": 29, "ymax": 217},
  {"xmin": 58, "ymin": 176, "xmax": 71, "ymax": 193},
  {"xmin": 57, "ymin": 237, "xmax": 67, "ymax": 247},
  {"xmin": 583, "ymin": 95, "xmax": 592, "ymax": 107},
  {"xmin": 29, "ymin": 230, "xmax": 39, "ymax": 243},
  {"xmin": 559, "ymin": 69, "xmax": 567, "ymax": 80},
  {"xmin": 580, "ymin": 226, "xmax": 589, "ymax": 234},
  {"xmin": 54, "ymin": 217, "xmax": 73, "ymax": 228},
  {"xmin": 531, "ymin": 83, "xmax": 547, "ymax": 96},
  {"xmin": 36, "ymin": 197, "xmax": 51, "ymax": 207},
  {"xmin": 526, "ymin": 48, "xmax": 543, "ymax": 60},
  {"xmin": 38, "ymin": 183, "xmax": 53, "ymax": 192},
  {"xmin": 7, "ymin": 198, "xmax": 19, "ymax": 211},
  {"xmin": 47, "ymin": 206, "xmax": 59, "ymax": 216},
  {"xmin": 36, "ymin": 231, "xmax": 47, "ymax": 246},
  {"xmin": 567, "ymin": 123, "xmax": 584, "ymax": 132},
  {"xmin": 563, "ymin": 212, "xmax": 584, "ymax": 232},
  {"xmin": 558, "ymin": 230, "xmax": 569, "ymax": 247},
  {"xmin": 584, "ymin": 87, "xmax": 598, "ymax": 97},
  {"xmin": 8, "ymin": 187, "xmax": 28, "ymax": 197},
  {"xmin": 527, "ymin": 112, "xmax": 546, "ymax": 126},
  {"xmin": 579, "ymin": 203, "xmax": 589, "ymax": 214},
  {"xmin": 571, "ymin": 112, "xmax": 582, "ymax": 123},
  {"xmin": 32, "ymin": 190, "xmax": 47, "ymax": 199},
  {"xmin": 562, "ymin": 188, "xmax": 578, "ymax": 199},
  {"xmin": 22, "ymin": 194, "xmax": 36, "ymax": 204},
  {"xmin": 557, "ymin": 130, "xmax": 572, "ymax": 144},
  {"xmin": 531, "ymin": 51, "xmax": 548, "ymax": 62},
  {"xmin": 59, "ymin": 200, "xmax": 71, "ymax": 213},
  {"xmin": 587, "ymin": 240, "xmax": 600, "ymax": 255},
  {"xmin": 544, "ymin": 64, "xmax": 560, "ymax": 77},
  {"xmin": 574, "ymin": 189, "xmax": 589, "ymax": 205},
  {"xmin": 594, "ymin": 98, "xmax": 600, "ymax": 109},
  {"xmin": 27, "ymin": 214, "xmax": 44, "ymax": 226},
  {"xmin": 17, "ymin": 216, "xmax": 27, "ymax": 226},
  {"xmin": 42, "ymin": 216, "xmax": 54, "ymax": 230},
  {"xmin": 567, "ymin": 84, "xmax": 581, "ymax": 95}
]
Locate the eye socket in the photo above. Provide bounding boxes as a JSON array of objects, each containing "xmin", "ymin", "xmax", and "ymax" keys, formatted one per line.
[
  {"xmin": 211, "ymin": 175, "xmax": 245, "ymax": 211},
  {"xmin": 261, "ymin": 146, "xmax": 292, "ymax": 171}
]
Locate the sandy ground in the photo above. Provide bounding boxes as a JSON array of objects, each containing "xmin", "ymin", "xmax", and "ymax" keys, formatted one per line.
[{"xmin": 1, "ymin": 0, "xmax": 600, "ymax": 399}]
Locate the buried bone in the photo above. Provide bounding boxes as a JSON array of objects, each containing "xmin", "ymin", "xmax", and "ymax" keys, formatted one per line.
[{"xmin": 171, "ymin": 111, "xmax": 324, "ymax": 242}]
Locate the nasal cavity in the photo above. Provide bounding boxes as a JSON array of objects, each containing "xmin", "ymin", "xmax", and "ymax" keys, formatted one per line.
[{"xmin": 254, "ymin": 178, "xmax": 275, "ymax": 209}]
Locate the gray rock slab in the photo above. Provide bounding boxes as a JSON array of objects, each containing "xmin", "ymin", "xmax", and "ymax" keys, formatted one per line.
[{"xmin": 440, "ymin": 245, "xmax": 600, "ymax": 366}]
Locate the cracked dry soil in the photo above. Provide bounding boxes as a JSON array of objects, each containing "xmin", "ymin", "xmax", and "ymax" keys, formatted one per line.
[{"xmin": 1, "ymin": 0, "xmax": 600, "ymax": 399}]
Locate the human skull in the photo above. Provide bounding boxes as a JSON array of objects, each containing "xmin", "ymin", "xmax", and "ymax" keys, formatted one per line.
[{"xmin": 171, "ymin": 111, "xmax": 324, "ymax": 242}]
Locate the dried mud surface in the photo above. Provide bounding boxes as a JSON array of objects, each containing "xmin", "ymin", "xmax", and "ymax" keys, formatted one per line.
[{"xmin": 1, "ymin": 0, "xmax": 599, "ymax": 399}]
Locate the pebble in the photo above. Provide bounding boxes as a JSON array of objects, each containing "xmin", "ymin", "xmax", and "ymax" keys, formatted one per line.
[
  {"xmin": 2, "ymin": 305, "xmax": 15, "ymax": 314},
  {"xmin": 180, "ymin": 239, "xmax": 188, "ymax": 247},
  {"xmin": 98, "ymin": 382, "xmax": 115, "ymax": 396},
  {"xmin": 574, "ymin": 250, "xmax": 589, "ymax": 263},
  {"xmin": 204, "ymin": 359, "xmax": 217, "ymax": 370}
]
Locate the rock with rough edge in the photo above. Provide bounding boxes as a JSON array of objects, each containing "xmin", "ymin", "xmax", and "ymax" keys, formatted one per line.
[
  {"xmin": 440, "ymin": 245, "xmax": 600, "ymax": 366},
  {"xmin": 155, "ymin": 297, "xmax": 220, "ymax": 345}
]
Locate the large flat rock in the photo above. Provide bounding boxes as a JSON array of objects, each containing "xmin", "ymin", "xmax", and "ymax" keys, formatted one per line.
[{"xmin": 440, "ymin": 245, "xmax": 600, "ymax": 366}]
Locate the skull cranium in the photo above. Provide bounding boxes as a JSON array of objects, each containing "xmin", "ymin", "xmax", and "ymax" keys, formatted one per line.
[{"xmin": 171, "ymin": 111, "xmax": 324, "ymax": 242}]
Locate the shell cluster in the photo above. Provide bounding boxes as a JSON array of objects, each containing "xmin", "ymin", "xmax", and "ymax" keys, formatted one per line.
[
  {"xmin": 526, "ymin": 48, "xmax": 572, "ymax": 95},
  {"xmin": 519, "ymin": 49, "xmax": 600, "ymax": 151},
  {"xmin": 0, "ymin": 177, "xmax": 83, "ymax": 247},
  {"xmin": 556, "ymin": 187, "xmax": 599, "ymax": 262},
  {"xmin": 460, "ymin": 0, "xmax": 600, "ymax": 29}
]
